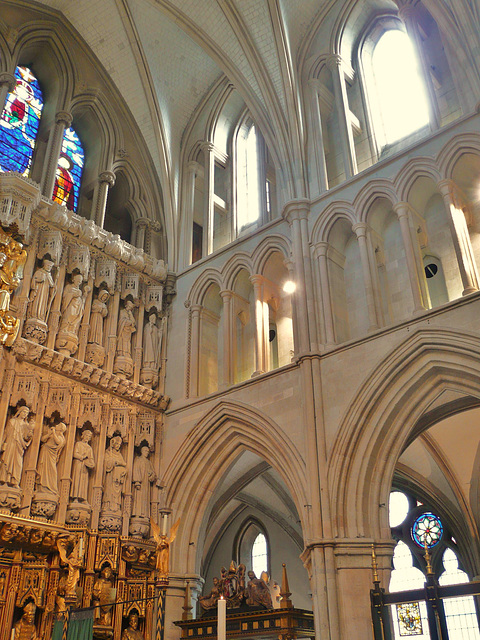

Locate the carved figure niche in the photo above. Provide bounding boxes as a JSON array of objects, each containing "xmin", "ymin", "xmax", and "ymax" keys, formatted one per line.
[
  {"xmin": 114, "ymin": 297, "xmax": 136, "ymax": 379},
  {"xmin": 99, "ymin": 434, "xmax": 127, "ymax": 533},
  {"xmin": 93, "ymin": 564, "xmax": 116, "ymax": 631},
  {"xmin": 55, "ymin": 270, "xmax": 91, "ymax": 356},
  {"xmin": 23, "ymin": 255, "xmax": 57, "ymax": 345},
  {"xmin": 0, "ymin": 404, "xmax": 34, "ymax": 510},
  {"xmin": 85, "ymin": 286, "xmax": 110, "ymax": 367},
  {"xmin": 129, "ymin": 441, "xmax": 157, "ymax": 538},
  {"xmin": 31, "ymin": 414, "xmax": 67, "ymax": 518},
  {"xmin": 66, "ymin": 426, "xmax": 96, "ymax": 525},
  {"xmin": 140, "ymin": 311, "xmax": 165, "ymax": 389}
]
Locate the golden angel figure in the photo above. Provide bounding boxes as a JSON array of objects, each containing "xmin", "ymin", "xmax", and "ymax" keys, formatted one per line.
[{"xmin": 150, "ymin": 517, "xmax": 180, "ymax": 578}]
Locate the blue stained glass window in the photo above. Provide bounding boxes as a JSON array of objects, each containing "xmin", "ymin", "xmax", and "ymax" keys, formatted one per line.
[
  {"xmin": 0, "ymin": 66, "xmax": 43, "ymax": 176},
  {"xmin": 411, "ymin": 512, "xmax": 443, "ymax": 548},
  {"xmin": 53, "ymin": 127, "xmax": 84, "ymax": 212}
]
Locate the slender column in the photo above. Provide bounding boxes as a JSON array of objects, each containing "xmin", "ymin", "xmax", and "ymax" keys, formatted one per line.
[
  {"xmin": 41, "ymin": 110, "xmax": 73, "ymax": 200},
  {"xmin": 250, "ymin": 275, "xmax": 266, "ymax": 376},
  {"xmin": 219, "ymin": 290, "xmax": 233, "ymax": 388},
  {"xmin": 189, "ymin": 305, "xmax": 202, "ymax": 397},
  {"xmin": 92, "ymin": 170, "xmax": 116, "ymax": 227},
  {"xmin": 256, "ymin": 130, "xmax": 268, "ymax": 225},
  {"xmin": 353, "ymin": 223, "xmax": 380, "ymax": 331},
  {"xmin": 106, "ymin": 286, "xmax": 121, "ymax": 373},
  {"xmin": 393, "ymin": 202, "xmax": 427, "ymax": 314},
  {"xmin": 437, "ymin": 180, "xmax": 479, "ymax": 295},
  {"xmin": 315, "ymin": 242, "xmax": 336, "ymax": 345},
  {"xmin": 284, "ymin": 259, "xmax": 300, "ymax": 356},
  {"xmin": 201, "ymin": 142, "xmax": 215, "ymax": 256},
  {"xmin": 46, "ymin": 258, "xmax": 67, "ymax": 350},
  {"xmin": 398, "ymin": 3, "xmax": 441, "ymax": 130},
  {"xmin": 300, "ymin": 213, "xmax": 320, "ymax": 351},
  {"xmin": 183, "ymin": 161, "xmax": 200, "ymax": 266},
  {"xmin": 327, "ymin": 54, "xmax": 357, "ymax": 179},
  {"xmin": 0, "ymin": 72, "xmax": 16, "ymax": 114},
  {"xmin": 57, "ymin": 391, "xmax": 81, "ymax": 523},
  {"xmin": 366, "ymin": 231, "xmax": 385, "ymax": 326},
  {"xmin": 308, "ymin": 79, "xmax": 329, "ymax": 193},
  {"xmin": 133, "ymin": 299, "xmax": 145, "ymax": 384},
  {"xmin": 135, "ymin": 219, "xmax": 149, "ymax": 250}
]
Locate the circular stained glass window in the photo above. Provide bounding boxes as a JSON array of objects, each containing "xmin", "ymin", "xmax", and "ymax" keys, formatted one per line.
[{"xmin": 411, "ymin": 512, "xmax": 443, "ymax": 548}]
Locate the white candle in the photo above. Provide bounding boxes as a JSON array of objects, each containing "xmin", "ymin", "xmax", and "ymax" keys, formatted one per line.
[
  {"xmin": 217, "ymin": 596, "xmax": 226, "ymax": 640},
  {"xmin": 11, "ymin": 629, "xmax": 15, "ymax": 640},
  {"xmin": 161, "ymin": 513, "xmax": 168, "ymax": 536}
]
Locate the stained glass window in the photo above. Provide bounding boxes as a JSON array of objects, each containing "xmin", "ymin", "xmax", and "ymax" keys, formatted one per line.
[
  {"xmin": 52, "ymin": 127, "xmax": 84, "ymax": 212},
  {"xmin": 0, "ymin": 66, "xmax": 43, "ymax": 176},
  {"xmin": 396, "ymin": 602, "xmax": 423, "ymax": 636},
  {"xmin": 411, "ymin": 512, "xmax": 443, "ymax": 548}
]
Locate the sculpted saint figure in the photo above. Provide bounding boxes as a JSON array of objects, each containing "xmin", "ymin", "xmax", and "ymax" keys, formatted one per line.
[
  {"xmin": 116, "ymin": 299, "xmax": 136, "ymax": 357},
  {"xmin": 93, "ymin": 566, "xmax": 115, "ymax": 626},
  {"xmin": 246, "ymin": 571, "xmax": 273, "ymax": 609},
  {"xmin": 121, "ymin": 613, "xmax": 144, "ymax": 640},
  {"xmin": 0, "ymin": 406, "xmax": 33, "ymax": 487},
  {"xmin": 57, "ymin": 535, "xmax": 84, "ymax": 598},
  {"xmin": 102, "ymin": 435, "xmax": 127, "ymax": 513},
  {"xmin": 199, "ymin": 577, "xmax": 221, "ymax": 611},
  {"xmin": 70, "ymin": 430, "xmax": 95, "ymax": 502},
  {"xmin": 27, "ymin": 259, "xmax": 56, "ymax": 322},
  {"xmin": 88, "ymin": 289, "xmax": 109, "ymax": 345},
  {"xmin": 132, "ymin": 446, "xmax": 156, "ymax": 519},
  {"xmin": 13, "ymin": 602, "xmax": 37, "ymax": 640},
  {"xmin": 142, "ymin": 313, "xmax": 163, "ymax": 369},
  {"xmin": 36, "ymin": 422, "xmax": 66, "ymax": 495},
  {"xmin": 58, "ymin": 273, "xmax": 90, "ymax": 334},
  {"xmin": 151, "ymin": 518, "xmax": 180, "ymax": 578}
]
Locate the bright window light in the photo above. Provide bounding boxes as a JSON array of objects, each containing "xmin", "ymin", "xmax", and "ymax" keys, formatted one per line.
[
  {"xmin": 371, "ymin": 30, "xmax": 430, "ymax": 145},
  {"xmin": 251, "ymin": 532, "xmax": 268, "ymax": 577},
  {"xmin": 283, "ymin": 280, "xmax": 296, "ymax": 294},
  {"xmin": 237, "ymin": 125, "xmax": 260, "ymax": 229}
]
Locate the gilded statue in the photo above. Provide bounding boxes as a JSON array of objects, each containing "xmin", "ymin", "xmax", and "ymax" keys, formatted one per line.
[
  {"xmin": 57, "ymin": 535, "xmax": 84, "ymax": 599},
  {"xmin": 150, "ymin": 518, "xmax": 180, "ymax": 578},
  {"xmin": 93, "ymin": 565, "xmax": 115, "ymax": 626},
  {"xmin": 13, "ymin": 602, "xmax": 38, "ymax": 640},
  {"xmin": 0, "ymin": 406, "xmax": 33, "ymax": 487},
  {"xmin": 246, "ymin": 570, "xmax": 273, "ymax": 609},
  {"xmin": 0, "ymin": 230, "xmax": 27, "ymax": 346},
  {"xmin": 198, "ymin": 576, "xmax": 221, "ymax": 611},
  {"xmin": 121, "ymin": 612, "xmax": 144, "ymax": 640}
]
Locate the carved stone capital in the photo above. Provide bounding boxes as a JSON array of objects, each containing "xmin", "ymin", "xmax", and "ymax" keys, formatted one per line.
[
  {"xmin": 98, "ymin": 170, "xmax": 116, "ymax": 188},
  {"xmin": 55, "ymin": 110, "xmax": 73, "ymax": 127},
  {"xmin": 0, "ymin": 72, "xmax": 16, "ymax": 92},
  {"xmin": 281, "ymin": 198, "xmax": 311, "ymax": 225}
]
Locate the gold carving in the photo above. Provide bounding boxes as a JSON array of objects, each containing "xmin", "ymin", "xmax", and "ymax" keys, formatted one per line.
[{"xmin": 0, "ymin": 228, "xmax": 27, "ymax": 346}]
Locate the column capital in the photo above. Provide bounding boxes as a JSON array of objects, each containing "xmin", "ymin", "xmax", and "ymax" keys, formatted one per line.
[
  {"xmin": 200, "ymin": 141, "xmax": 215, "ymax": 154},
  {"xmin": 219, "ymin": 289, "xmax": 233, "ymax": 301},
  {"xmin": 55, "ymin": 110, "xmax": 73, "ymax": 127},
  {"xmin": 187, "ymin": 160, "xmax": 201, "ymax": 175},
  {"xmin": 0, "ymin": 72, "xmax": 16, "ymax": 92},
  {"xmin": 249, "ymin": 274, "xmax": 265, "ymax": 287},
  {"xmin": 326, "ymin": 53, "xmax": 343, "ymax": 71},
  {"xmin": 436, "ymin": 178, "xmax": 461, "ymax": 201},
  {"xmin": 314, "ymin": 241, "xmax": 329, "ymax": 257},
  {"xmin": 190, "ymin": 304, "xmax": 203, "ymax": 316},
  {"xmin": 307, "ymin": 77, "xmax": 321, "ymax": 91},
  {"xmin": 281, "ymin": 198, "xmax": 311, "ymax": 225},
  {"xmin": 352, "ymin": 222, "xmax": 368, "ymax": 238},
  {"xmin": 392, "ymin": 201, "xmax": 412, "ymax": 219},
  {"xmin": 135, "ymin": 217, "xmax": 150, "ymax": 229},
  {"xmin": 98, "ymin": 170, "xmax": 116, "ymax": 188},
  {"xmin": 397, "ymin": 2, "xmax": 418, "ymax": 23}
]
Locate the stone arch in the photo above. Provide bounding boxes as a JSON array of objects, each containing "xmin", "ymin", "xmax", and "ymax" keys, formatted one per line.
[
  {"xmin": 188, "ymin": 268, "xmax": 224, "ymax": 307},
  {"xmin": 354, "ymin": 179, "xmax": 399, "ymax": 220},
  {"xmin": 162, "ymin": 400, "xmax": 308, "ymax": 574},
  {"xmin": 251, "ymin": 235, "xmax": 291, "ymax": 274},
  {"xmin": 437, "ymin": 132, "xmax": 480, "ymax": 180},
  {"xmin": 395, "ymin": 157, "xmax": 442, "ymax": 202},
  {"xmin": 311, "ymin": 201, "xmax": 356, "ymax": 245},
  {"xmin": 329, "ymin": 327, "xmax": 480, "ymax": 543},
  {"xmin": 223, "ymin": 253, "xmax": 254, "ymax": 291}
]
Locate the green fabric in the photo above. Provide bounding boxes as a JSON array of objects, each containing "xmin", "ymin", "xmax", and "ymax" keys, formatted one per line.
[
  {"xmin": 67, "ymin": 610, "xmax": 94, "ymax": 640},
  {"xmin": 51, "ymin": 620, "xmax": 65, "ymax": 640}
]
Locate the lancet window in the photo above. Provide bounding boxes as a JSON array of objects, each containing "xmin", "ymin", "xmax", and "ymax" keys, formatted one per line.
[{"xmin": 52, "ymin": 126, "xmax": 84, "ymax": 212}]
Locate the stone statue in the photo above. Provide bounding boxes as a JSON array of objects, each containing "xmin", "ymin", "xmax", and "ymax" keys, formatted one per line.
[
  {"xmin": 35, "ymin": 422, "xmax": 66, "ymax": 495},
  {"xmin": 26, "ymin": 258, "xmax": 56, "ymax": 323},
  {"xmin": 57, "ymin": 535, "xmax": 84, "ymax": 599},
  {"xmin": 116, "ymin": 299, "xmax": 136, "ymax": 357},
  {"xmin": 88, "ymin": 288, "xmax": 109, "ymax": 345},
  {"xmin": 132, "ymin": 446, "xmax": 156, "ymax": 519},
  {"xmin": 199, "ymin": 577, "xmax": 221, "ymax": 611},
  {"xmin": 151, "ymin": 518, "xmax": 180, "ymax": 578},
  {"xmin": 70, "ymin": 430, "xmax": 95, "ymax": 502},
  {"xmin": 121, "ymin": 612, "xmax": 144, "ymax": 640},
  {"xmin": 102, "ymin": 435, "xmax": 127, "ymax": 513},
  {"xmin": 93, "ymin": 566, "xmax": 115, "ymax": 626},
  {"xmin": 246, "ymin": 570, "xmax": 273, "ymax": 609},
  {"xmin": 13, "ymin": 602, "xmax": 37, "ymax": 640},
  {"xmin": 58, "ymin": 273, "xmax": 90, "ymax": 334},
  {"xmin": 142, "ymin": 313, "xmax": 163, "ymax": 369},
  {"xmin": 0, "ymin": 406, "xmax": 33, "ymax": 487}
]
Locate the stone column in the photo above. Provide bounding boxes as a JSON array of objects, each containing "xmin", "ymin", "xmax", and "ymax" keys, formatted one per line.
[
  {"xmin": 202, "ymin": 142, "xmax": 215, "ymax": 256},
  {"xmin": 189, "ymin": 304, "xmax": 202, "ymax": 397},
  {"xmin": 45, "ymin": 256, "xmax": 68, "ymax": 350},
  {"xmin": 250, "ymin": 275, "xmax": 266, "ymax": 376},
  {"xmin": 0, "ymin": 72, "xmax": 16, "ymax": 114},
  {"xmin": 327, "ymin": 54, "xmax": 357, "ymax": 179},
  {"xmin": 284, "ymin": 259, "xmax": 300, "ymax": 356},
  {"xmin": 300, "ymin": 213, "xmax": 320, "ymax": 351},
  {"xmin": 106, "ymin": 286, "xmax": 121, "ymax": 373},
  {"xmin": 314, "ymin": 242, "xmax": 336, "ymax": 345},
  {"xmin": 135, "ymin": 218, "xmax": 149, "ymax": 251},
  {"xmin": 77, "ymin": 268, "xmax": 95, "ymax": 362},
  {"xmin": 256, "ymin": 130, "xmax": 268, "ymax": 225},
  {"xmin": 437, "ymin": 180, "xmax": 479, "ymax": 295},
  {"xmin": 219, "ymin": 290, "xmax": 233, "ymax": 388},
  {"xmin": 58, "ymin": 391, "xmax": 81, "ymax": 524},
  {"xmin": 41, "ymin": 110, "xmax": 73, "ymax": 201},
  {"xmin": 398, "ymin": 3, "xmax": 441, "ymax": 130},
  {"xmin": 92, "ymin": 170, "xmax": 116, "ymax": 228},
  {"xmin": 133, "ymin": 299, "xmax": 145, "ymax": 384},
  {"xmin": 392, "ymin": 202, "xmax": 427, "ymax": 314},
  {"xmin": 308, "ymin": 79, "xmax": 329, "ymax": 193},
  {"xmin": 353, "ymin": 223, "xmax": 380, "ymax": 331}
]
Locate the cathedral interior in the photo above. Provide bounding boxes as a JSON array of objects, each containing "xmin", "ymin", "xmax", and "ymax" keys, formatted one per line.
[{"xmin": 1, "ymin": 0, "xmax": 480, "ymax": 639}]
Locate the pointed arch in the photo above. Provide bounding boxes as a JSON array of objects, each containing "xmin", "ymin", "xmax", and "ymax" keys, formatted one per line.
[
  {"xmin": 188, "ymin": 268, "xmax": 224, "ymax": 307},
  {"xmin": 354, "ymin": 179, "xmax": 399, "ymax": 220},
  {"xmin": 223, "ymin": 253, "xmax": 254, "ymax": 291},
  {"xmin": 163, "ymin": 400, "xmax": 308, "ymax": 574},
  {"xmin": 251, "ymin": 234, "xmax": 292, "ymax": 275},
  {"xmin": 311, "ymin": 201, "xmax": 356, "ymax": 245},
  {"xmin": 437, "ymin": 132, "xmax": 480, "ymax": 180},
  {"xmin": 329, "ymin": 327, "xmax": 480, "ymax": 542},
  {"xmin": 395, "ymin": 157, "xmax": 442, "ymax": 202}
]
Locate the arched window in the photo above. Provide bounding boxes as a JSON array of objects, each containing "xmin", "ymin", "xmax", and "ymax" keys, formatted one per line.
[
  {"xmin": 251, "ymin": 532, "xmax": 268, "ymax": 577},
  {"xmin": 0, "ymin": 66, "xmax": 43, "ymax": 176},
  {"xmin": 52, "ymin": 126, "xmax": 84, "ymax": 212},
  {"xmin": 364, "ymin": 28, "xmax": 429, "ymax": 148},
  {"xmin": 237, "ymin": 123, "xmax": 261, "ymax": 231},
  {"xmin": 236, "ymin": 520, "xmax": 270, "ymax": 576}
]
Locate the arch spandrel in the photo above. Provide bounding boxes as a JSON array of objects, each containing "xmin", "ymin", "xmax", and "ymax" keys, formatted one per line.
[
  {"xmin": 162, "ymin": 400, "xmax": 308, "ymax": 575},
  {"xmin": 328, "ymin": 327, "xmax": 480, "ymax": 542}
]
